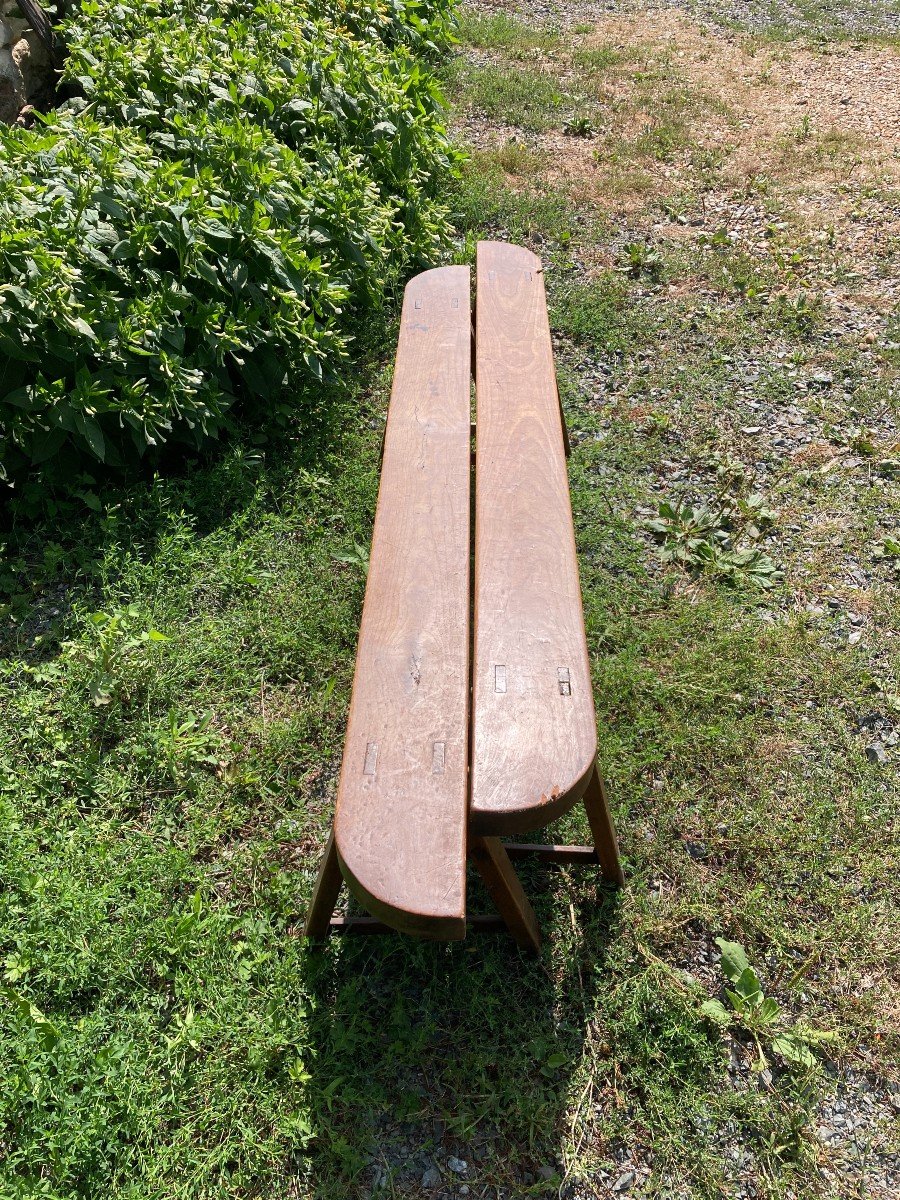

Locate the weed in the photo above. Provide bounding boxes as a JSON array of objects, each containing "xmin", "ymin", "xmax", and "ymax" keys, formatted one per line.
[
  {"xmin": 701, "ymin": 939, "xmax": 837, "ymax": 1069},
  {"xmin": 620, "ymin": 241, "xmax": 665, "ymax": 280},
  {"xmin": 153, "ymin": 710, "xmax": 221, "ymax": 784},
  {"xmin": 455, "ymin": 11, "xmax": 561, "ymax": 54},
  {"xmin": 332, "ymin": 542, "xmax": 370, "ymax": 576},
  {"xmin": 572, "ymin": 46, "xmax": 622, "ymax": 72},
  {"xmin": 451, "ymin": 60, "xmax": 567, "ymax": 131},
  {"xmin": 491, "ymin": 140, "xmax": 547, "ymax": 177},
  {"xmin": 647, "ymin": 501, "xmax": 782, "ymax": 588},
  {"xmin": 61, "ymin": 605, "xmax": 168, "ymax": 707},
  {"xmin": 564, "ymin": 115, "xmax": 597, "ymax": 138}
]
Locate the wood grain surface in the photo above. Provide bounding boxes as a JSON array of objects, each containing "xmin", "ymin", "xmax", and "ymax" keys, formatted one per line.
[
  {"xmin": 333, "ymin": 266, "xmax": 472, "ymax": 939},
  {"xmin": 470, "ymin": 242, "xmax": 598, "ymax": 835}
]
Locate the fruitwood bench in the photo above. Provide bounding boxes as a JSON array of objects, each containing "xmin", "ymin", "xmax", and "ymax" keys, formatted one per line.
[{"xmin": 303, "ymin": 242, "xmax": 624, "ymax": 954}]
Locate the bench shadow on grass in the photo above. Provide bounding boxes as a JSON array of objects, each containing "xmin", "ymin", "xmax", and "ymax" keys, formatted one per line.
[{"xmin": 297, "ymin": 864, "xmax": 626, "ymax": 1198}]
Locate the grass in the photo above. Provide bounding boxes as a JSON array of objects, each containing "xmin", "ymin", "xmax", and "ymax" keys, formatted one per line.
[
  {"xmin": 455, "ymin": 9, "xmax": 562, "ymax": 52},
  {"xmin": 448, "ymin": 60, "xmax": 572, "ymax": 131},
  {"xmin": 2, "ymin": 2, "xmax": 899, "ymax": 1198}
]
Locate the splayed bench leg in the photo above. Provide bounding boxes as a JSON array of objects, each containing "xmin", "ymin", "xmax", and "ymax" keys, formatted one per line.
[
  {"xmin": 302, "ymin": 830, "xmax": 343, "ymax": 940},
  {"xmin": 468, "ymin": 835, "xmax": 542, "ymax": 955},
  {"xmin": 583, "ymin": 763, "xmax": 625, "ymax": 887}
]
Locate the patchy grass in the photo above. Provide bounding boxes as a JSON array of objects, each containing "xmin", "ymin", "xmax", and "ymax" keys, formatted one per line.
[
  {"xmin": 456, "ymin": 8, "xmax": 563, "ymax": 52},
  {"xmin": 448, "ymin": 59, "xmax": 571, "ymax": 131},
  {"xmin": 1, "ymin": 2, "xmax": 898, "ymax": 1199},
  {"xmin": 452, "ymin": 6, "xmax": 900, "ymax": 219}
]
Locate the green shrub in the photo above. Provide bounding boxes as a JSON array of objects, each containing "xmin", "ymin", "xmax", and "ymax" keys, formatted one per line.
[{"xmin": 0, "ymin": 0, "xmax": 457, "ymax": 481}]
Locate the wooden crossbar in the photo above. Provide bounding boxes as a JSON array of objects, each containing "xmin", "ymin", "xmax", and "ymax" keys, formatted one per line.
[{"xmin": 328, "ymin": 914, "xmax": 508, "ymax": 935}]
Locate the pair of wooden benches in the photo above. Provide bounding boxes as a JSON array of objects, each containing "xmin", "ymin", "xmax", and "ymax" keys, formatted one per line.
[{"xmin": 303, "ymin": 243, "xmax": 624, "ymax": 954}]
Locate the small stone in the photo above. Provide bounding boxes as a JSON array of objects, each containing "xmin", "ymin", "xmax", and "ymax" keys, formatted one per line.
[
  {"xmin": 613, "ymin": 1171, "xmax": 635, "ymax": 1192},
  {"xmin": 858, "ymin": 712, "xmax": 886, "ymax": 730},
  {"xmin": 422, "ymin": 1166, "xmax": 441, "ymax": 1188},
  {"xmin": 865, "ymin": 743, "xmax": 888, "ymax": 765},
  {"xmin": 459, "ymin": 1188, "xmax": 470, "ymax": 1196},
  {"xmin": 447, "ymin": 1157, "xmax": 467, "ymax": 1175},
  {"xmin": 538, "ymin": 1165, "xmax": 557, "ymax": 1181}
]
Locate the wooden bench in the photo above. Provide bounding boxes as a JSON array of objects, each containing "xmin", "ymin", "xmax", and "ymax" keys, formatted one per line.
[{"xmin": 303, "ymin": 243, "xmax": 624, "ymax": 953}]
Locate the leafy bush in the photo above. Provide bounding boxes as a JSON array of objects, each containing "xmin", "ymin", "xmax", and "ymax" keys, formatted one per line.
[{"xmin": 0, "ymin": 0, "xmax": 457, "ymax": 481}]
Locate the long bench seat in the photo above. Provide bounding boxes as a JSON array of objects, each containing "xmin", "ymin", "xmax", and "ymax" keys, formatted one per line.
[{"xmin": 303, "ymin": 243, "xmax": 623, "ymax": 953}]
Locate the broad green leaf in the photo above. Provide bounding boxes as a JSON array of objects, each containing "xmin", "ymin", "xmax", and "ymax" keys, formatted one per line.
[
  {"xmin": 75, "ymin": 412, "xmax": 106, "ymax": 463},
  {"xmin": 700, "ymin": 999, "xmax": 732, "ymax": 1026},
  {"xmin": 1, "ymin": 985, "xmax": 60, "ymax": 1051},
  {"xmin": 724, "ymin": 989, "xmax": 747, "ymax": 1015},
  {"xmin": 772, "ymin": 1034, "xmax": 815, "ymax": 1069},
  {"xmin": 715, "ymin": 938, "xmax": 751, "ymax": 984},
  {"xmin": 69, "ymin": 316, "xmax": 98, "ymax": 341},
  {"xmin": 757, "ymin": 996, "xmax": 780, "ymax": 1024},
  {"xmin": 732, "ymin": 966, "xmax": 763, "ymax": 1006}
]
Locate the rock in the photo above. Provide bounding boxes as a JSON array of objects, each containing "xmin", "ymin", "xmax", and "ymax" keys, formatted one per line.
[
  {"xmin": 865, "ymin": 743, "xmax": 888, "ymax": 765},
  {"xmin": 0, "ymin": 19, "xmax": 26, "ymax": 124},
  {"xmin": 613, "ymin": 1171, "xmax": 635, "ymax": 1192},
  {"xmin": 12, "ymin": 29, "xmax": 50, "ymax": 96},
  {"xmin": 857, "ymin": 711, "xmax": 884, "ymax": 730},
  {"xmin": 422, "ymin": 1166, "xmax": 441, "ymax": 1189},
  {"xmin": 447, "ymin": 1156, "xmax": 467, "ymax": 1175}
]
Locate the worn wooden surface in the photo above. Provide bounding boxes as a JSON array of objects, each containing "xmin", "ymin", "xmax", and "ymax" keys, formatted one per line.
[
  {"xmin": 470, "ymin": 241, "xmax": 598, "ymax": 835},
  {"xmin": 333, "ymin": 266, "xmax": 472, "ymax": 940}
]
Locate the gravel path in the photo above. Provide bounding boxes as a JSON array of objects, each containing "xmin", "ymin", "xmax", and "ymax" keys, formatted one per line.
[{"xmin": 468, "ymin": 0, "xmax": 900, "ymax": 36}]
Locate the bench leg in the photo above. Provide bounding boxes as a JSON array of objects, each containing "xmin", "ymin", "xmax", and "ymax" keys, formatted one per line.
[
  {"xmin": 469, "ymin": 836, "xmax": 542, "ymax": 955},
  {"xmin": 583, "ymin": 763, "xmax": 625, "ymax": 887},
  {"xmin": 556, "ymin": 385, "xmax": 571, "ymax": 458},
  {"xmin": 303, "ymin": 829, "xmax": 343, "ymax": 940}
]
